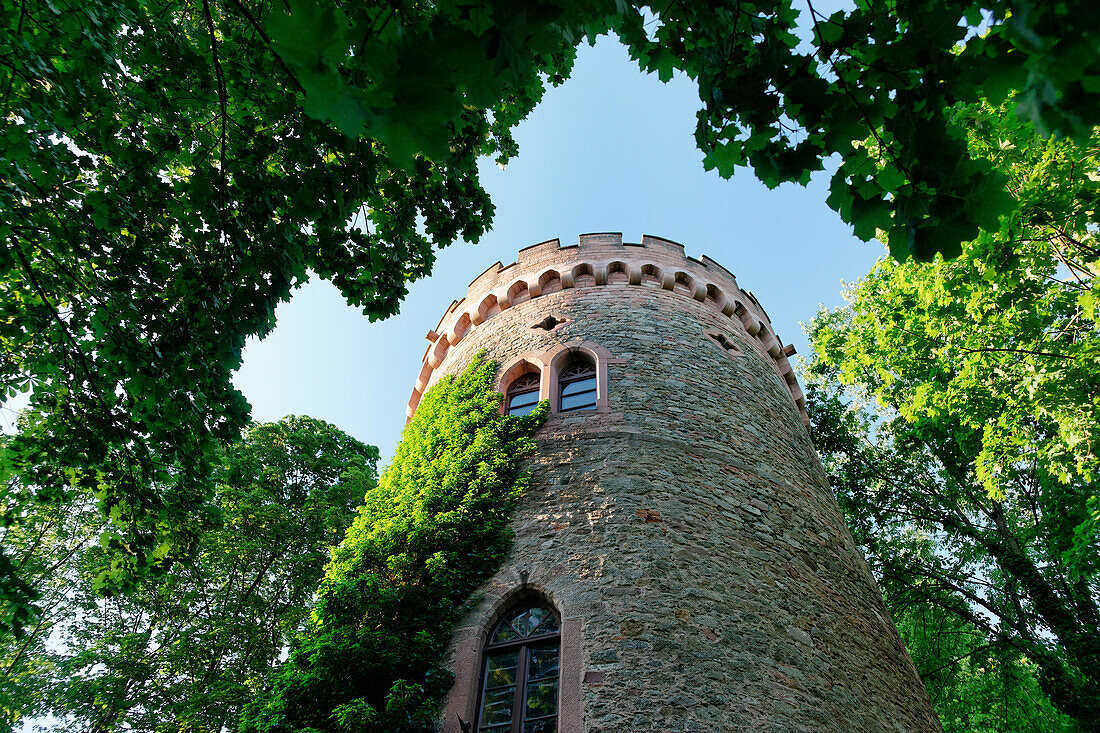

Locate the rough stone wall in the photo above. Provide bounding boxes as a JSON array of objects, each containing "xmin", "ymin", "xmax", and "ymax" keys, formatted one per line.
[{"xmin": 428, "ymin": 235, "xmax": 942, "ymax": 732}]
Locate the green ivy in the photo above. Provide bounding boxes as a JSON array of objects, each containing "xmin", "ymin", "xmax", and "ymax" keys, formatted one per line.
[{"xmin": 240, "ymin": 355, "xmax": 546, "ymax": 733}]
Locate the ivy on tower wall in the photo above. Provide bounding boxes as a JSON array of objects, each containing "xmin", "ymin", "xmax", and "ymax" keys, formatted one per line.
[{"xmin": 240, "ymin": 355, "xmax": 546, "ymax": 733}]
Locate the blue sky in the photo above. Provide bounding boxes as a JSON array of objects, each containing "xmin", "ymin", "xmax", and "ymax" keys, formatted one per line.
[{"xmin": 233, "ymin": 35, "xmax": 883, "ymax": 462}]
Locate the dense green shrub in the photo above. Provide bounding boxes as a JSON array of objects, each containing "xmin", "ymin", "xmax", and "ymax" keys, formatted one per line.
[{"xmin": 241, "ymin": 355, "xmax": 546, "ymax": 733}]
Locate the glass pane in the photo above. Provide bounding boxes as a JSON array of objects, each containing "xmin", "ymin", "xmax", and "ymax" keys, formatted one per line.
[
  {"xmin": 508, "ymin": 402, "xmax": 538, "ymax": 416},
  {"xmin": 479, "ymin": 684, "xmax": 516, "ymax": 727},
  {"xmin": 524, "ymin": 606, "xmax": 548, "ymax": 634},
  {"xmin": 560, "ymin": 377, "xmax": 596, "ymax": 397},
  {"xmin": 526, "ymin": 644, "xmax": 559, "ymax": 681},
  {"xmin": 524, "ymin": 679, "xmax": 558, "ymax": 718},
  {"xmin": 492, "ymin": 607, "xmax": 524, "ymax": 642},
  {"xmin": 492, "ymin": 625, "xmax": 519, "ymax": 643},
  {"xmin": 509, "ymin": 391, "xmax": 539, "ymax": 408},
  {"xmin": 537, "ymin": 612, "xmax": 559, "ymax": 634},
  {"xmin": 485, "ymin": 650, "xmax": 518, "ymax": 687},
  {"xmin": 560, "ymin": 391, "xmax": 596, "ymax": 411},
  {"xmin": 523, "ymin": 718, "xmax": 557, "ymax": 733},
  {"xmin": 510, "ymin": 609, "xmax": 532, "ymax": 637},
  {"xmin": 491, "ymin": 604, "xmax": 558, "ymax": 643}
]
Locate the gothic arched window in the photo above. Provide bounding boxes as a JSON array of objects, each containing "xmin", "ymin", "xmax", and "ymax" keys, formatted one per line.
[
  {"xmin": 506, "ymin": 372, "xmax": 541, "ymax": 416},
  {"xmin": 558, "ymin": 356, "xmax": 597, "ymax": 412},
  {"xmin": 476, "ymin": 602, "xmax": 560, "ymax": 733}
]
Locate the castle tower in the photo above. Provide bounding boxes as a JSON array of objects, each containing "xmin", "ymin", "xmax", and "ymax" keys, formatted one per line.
[{"xmin": 409, "ymin": 234, "xmax": 941, "ymax": 733}]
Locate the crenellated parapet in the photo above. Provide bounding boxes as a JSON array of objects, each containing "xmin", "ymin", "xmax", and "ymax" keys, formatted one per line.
[{"xmin": 408, "ymin": 232, "xmax": 807, "ymax": 423}]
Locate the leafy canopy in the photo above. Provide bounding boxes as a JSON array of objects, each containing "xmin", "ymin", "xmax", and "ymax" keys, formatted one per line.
[
  {"xmin": 3, "ymin": 0, "xmax": 1099, "ymax": 621},
  {"xmin": 807, "ymin": 99, "xmax": 1099, "ymax": 729},
  {"xmin": 269, "ymin": 0, "xmax": 1100, "ymax": 260},
  {"xmin": 890, "ymin": 589, "xmax": 1075, "ymax": 733},
  {"xmin": 807, "ymin": 377, "xmax": 1098, "ymax": 730},
  {"xmin": 240, "ymin": 356, "xmax": 546, "ymax": 733},
  {"xmin": 813, "ymin": 98, "xmax": 1100, "ymax": 553},
  {"xmin": 0, "ymin": 416, "xmax": 377, "ymax": 733}
]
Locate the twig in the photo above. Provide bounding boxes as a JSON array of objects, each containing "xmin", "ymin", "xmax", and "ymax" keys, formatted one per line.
[
  {"xmin": 201, "ymin": 0, "xmax": 229, "ymax": 227},
  {"xmin": 223, "ymin": 0, "xmax": 305, "ymax": 92}
]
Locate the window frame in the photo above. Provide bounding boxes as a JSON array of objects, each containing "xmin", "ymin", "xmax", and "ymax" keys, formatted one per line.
[
  {"xmin": 557, "ymin": 360, "xmax": 598, "ymax": 413},
  {"xmin": 496, "ymin": 342, "xmax": 617, "ymax": 418},
  {"xmin": 475, "ymin": 603, "xmax": 562, "ymax": 733},
  {"xmin": 505, "ymin": 372, "xmax": 542, "ymax": 416},
  {"xmin": 547, "ymin": 345, "xmax": 610, "ymax": 415}
]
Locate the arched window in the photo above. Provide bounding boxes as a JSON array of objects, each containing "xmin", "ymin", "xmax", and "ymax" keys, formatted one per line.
[
  {"xmin": 558, "ymin": 356, "xmax": 597, "ymax": 412},
  {"xmin": 506, "ymin": 372, "xmax": 541, "ymax": 416},
  {"xmin": 476, "ymin": 602, "xmax": 560, "ymax": 733}
]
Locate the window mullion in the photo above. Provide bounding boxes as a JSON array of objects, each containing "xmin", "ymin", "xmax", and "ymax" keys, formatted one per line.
[{"xmin": 512, "ymin": 644, "xmax": 528, "ymax": 733}]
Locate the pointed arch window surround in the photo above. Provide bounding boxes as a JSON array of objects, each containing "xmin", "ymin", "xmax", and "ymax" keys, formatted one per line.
[
  {"xmin": 476, "ymin": 602, "xmax": 560, "ymax": 733},
  {"xmin": 496, "ymin": 342, "xmax": 614, "ymax": 419},
  {"xmin": 506, "ymin": 372, "xmax": 541, "ymax": 416}
]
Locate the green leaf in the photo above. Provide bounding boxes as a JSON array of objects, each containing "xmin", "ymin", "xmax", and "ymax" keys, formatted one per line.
[
  {"xmin": 702, "ymin": 140, "xmax": 745, "ymax": 178},
  {"xmin": 266, "ymin": 0, "xmax": 350, "ymax": 68}
]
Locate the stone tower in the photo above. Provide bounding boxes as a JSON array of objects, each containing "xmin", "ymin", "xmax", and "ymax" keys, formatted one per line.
[{"xmin": 408, "ymin": 234, "xmax": 941, "ymax": 733}]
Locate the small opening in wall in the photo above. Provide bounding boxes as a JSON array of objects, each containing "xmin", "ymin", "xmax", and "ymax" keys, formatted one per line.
[
  {"xmin": 708, "ymin": 332, "xmax": 740, "ymax": 353},
  {"xmin": 532, "ymin": 315, "xmax": 568, "ymax": 331}
]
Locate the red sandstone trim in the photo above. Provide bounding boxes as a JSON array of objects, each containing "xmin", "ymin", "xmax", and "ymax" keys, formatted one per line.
[
  {"xmin": 495, "ymin": 342, "xmax": 616, "ymax": 416},
  {"xmin": 442, "ymin": 585, "xmax": 583, "ymax": 733}
]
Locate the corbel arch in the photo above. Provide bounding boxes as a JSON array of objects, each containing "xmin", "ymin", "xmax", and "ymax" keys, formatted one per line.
[
  {"xmin": 640, "ymin": 263, "xmax": 670, "ymax": 289},
  {"xmin": 706, "ymin": 283, "xmax": 735, "ymax": 316},
  {"xmin": 475, "ymin": 294, "xmax": 501, "ymax": 325},
  {"xmin": 606, "ymin": 260, "xmax": 629, "ymax": 285},
  {"xmin": 450, "ymin": 312, "xmax": 473, "ymax": 345},
  {"xmin": 673, "ymin": 271, "xmax": 706, "ymax": 301},
  {"xmin": 537, "ymin": 269, "xmax": 563, "ymax": 295},
  {"xmin": 428, "ymin": 336, "xmax": 450, "ymax": 368},
  {"xmin": 507, "ymin": 279, "xmax": 531, "ymax": 306},
  {"xmin": 735, "ymin": 303, "xmax": 761, "ymax": 335},
  {"xmin": 757, "ymin": 324, "xmax": 782, "ymax": 358},
  {"xmin": 571, "ymin": 263, "xmax": 596, "ymax": 288},
  {"xmin": 673, "ymin": 270, "xmax": 694, "ymax": 296}
]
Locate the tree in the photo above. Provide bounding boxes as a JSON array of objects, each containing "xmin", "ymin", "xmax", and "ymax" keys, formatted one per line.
[
  {"xmin": 891, "ymin": 587, "xmax": 1075, "ymax": 732},
  {"xmin": 807, "ymin": 382, "xmax": 1090, "ymax": 730},
  {"xmin": 1, "ymin": 0, "xmax": 563, "ymax": 614},
  {"xmin": 0, "ymin": 490, "xmax": 99, "ymax": 732},
  {"xmin": 0, "ymin": 416, "xmax": 377, "ymax": 733},
  {"xmin": 807, "ymin": 100, "xmax": 1099, "ymax": 727},
  {"xmin": 239, "ymin": 356, "xmax": 545, "ymax": 733},
  {"xmin": 268, "ymin": 0, "xmax": 1100, "ymax": 258},
  {"xmin": 4, "ymin": 0, "xmax": 1099, "ymax": 619}
]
